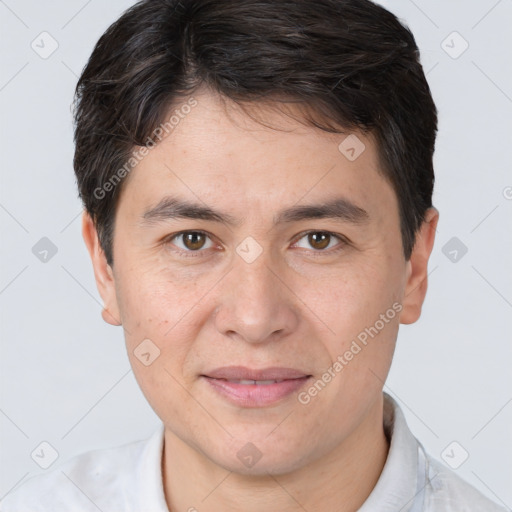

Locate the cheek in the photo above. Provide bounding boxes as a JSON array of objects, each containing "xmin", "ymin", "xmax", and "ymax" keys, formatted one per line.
[
  {"xmin": 297, "ymin": 255, "xmax": 401, "ymax": 331},
  {"xmin": 113, "ymin": 272, "xmax": 202, "ymax": 401},
  {"xmin": 117, "ymin": 269, "xmax": 202, "ymax": 418},
  {"xmin": 295, "ymin": 254, "xmax": 402, "ymax": 382},
  {"xmin": 115, "ymin": 256, "xmax": 203, "ymax": 334}
]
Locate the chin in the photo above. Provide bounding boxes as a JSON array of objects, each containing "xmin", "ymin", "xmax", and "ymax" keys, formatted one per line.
[
  {"xmin": 222, "ymin": 455, "xmax": 307, "ymax": 478},
  {"xmin": 209, "ymin": 436, "xmax": 314, "ymax": 477}
]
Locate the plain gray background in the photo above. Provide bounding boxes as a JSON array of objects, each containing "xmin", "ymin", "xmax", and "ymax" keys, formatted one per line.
[{"xmin": 1, "ymin": 0, "xmax": 511, "ymax": 507}]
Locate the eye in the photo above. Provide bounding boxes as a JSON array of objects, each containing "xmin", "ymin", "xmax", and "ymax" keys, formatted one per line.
[
  {"xmin": 293, "ymin": 231, "xmax": 346, "ymax": 252},
  {"xmin": 166, "ymin": 231, "xmax": 215, "ymax": 252}
]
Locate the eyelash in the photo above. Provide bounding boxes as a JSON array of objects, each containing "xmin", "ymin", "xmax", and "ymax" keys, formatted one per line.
[{"xmin": 163, "ymin": 230, "xmax": 349, "ymax": 258}]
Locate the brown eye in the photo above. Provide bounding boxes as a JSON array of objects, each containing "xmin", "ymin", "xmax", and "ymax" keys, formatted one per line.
[
  {"xmin": 169, "ymin": 231, "xmax": 213, "ymax": 252},
  {"xmin": 183, "ymin": 232, "xmax": 206, "ymax": 250},
  {"xmin": 294, "ymin": 231, "xmax": 345, "ymax": 252},
  {"xmin": 307, "ymin": 232, "xmax": 331, "ymax": 250}
]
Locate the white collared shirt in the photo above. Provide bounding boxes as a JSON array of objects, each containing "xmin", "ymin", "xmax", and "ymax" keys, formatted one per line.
[{"xmin": 0, "ymin": 394, "xmax": 506, "ymax": 511}]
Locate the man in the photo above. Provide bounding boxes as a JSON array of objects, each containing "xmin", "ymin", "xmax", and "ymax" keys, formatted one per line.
[{"xmin": 1, "ymin": 0, "xmax": 506, "ymax": 510}]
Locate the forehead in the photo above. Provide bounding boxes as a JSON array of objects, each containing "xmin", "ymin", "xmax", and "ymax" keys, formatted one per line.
[{"xmin": 118, "ymin": 90, "xmax": 396, "ymax": 224}]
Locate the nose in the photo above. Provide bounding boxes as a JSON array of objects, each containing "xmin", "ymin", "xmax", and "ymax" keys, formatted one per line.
[{"xmin": 213, "ymin": 249, "xmax": 299, "ymax": 345}]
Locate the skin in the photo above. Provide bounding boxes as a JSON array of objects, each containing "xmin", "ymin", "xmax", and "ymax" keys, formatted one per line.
[{"xmin": 83, "ymin": 88, "xmax": 438, "ymax": 512}]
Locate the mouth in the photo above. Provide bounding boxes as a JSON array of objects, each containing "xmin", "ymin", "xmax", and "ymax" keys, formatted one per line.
[{"xmin": 201, "ymin": 366, "xmax": 312, "ymax": 407}]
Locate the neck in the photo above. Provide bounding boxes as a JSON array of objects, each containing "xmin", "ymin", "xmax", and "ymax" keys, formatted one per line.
[{"xmin": 162, "ymin": 395, "xmax": 389, "ymax": 512}]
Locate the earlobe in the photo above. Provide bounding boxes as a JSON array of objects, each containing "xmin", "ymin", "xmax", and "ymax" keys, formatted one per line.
[
  {"xmin": 81, "ymin": 211, "xmax": 122, "ymax": 327},
  {"xmin": 101, "ymin": 307, "xmax": 122, "ymax": 326},
  {"xmin": 400, "ymin": 207, "xmax": 439, "ymax": 325}
]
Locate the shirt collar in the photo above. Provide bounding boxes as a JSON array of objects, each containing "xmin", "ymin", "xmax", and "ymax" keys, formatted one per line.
[
  {"xmin": 135, "ymin": 422, "xmax": 168, "ymax": 511},
  {"xmin": 358, "ymin": 392, "xmax": 422, "ymax": 512}
]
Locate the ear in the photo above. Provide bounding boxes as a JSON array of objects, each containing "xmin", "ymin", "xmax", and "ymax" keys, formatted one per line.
[
  {"xmin": 400, "ymin": 207, "xmax": 439, "ymax": 325},
  {"xmin": 81, "ymin": 211, "xmax": 122, "ymax": 326}
]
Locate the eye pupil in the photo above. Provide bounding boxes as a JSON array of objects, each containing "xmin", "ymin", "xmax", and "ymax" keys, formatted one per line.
[
  {"xmin": 308, "ymin": 232, "xmax": 330, "ymax": 250},
  {"xmin": 184, "ymin": 232, "xmax": 206, "ymax": 250}
]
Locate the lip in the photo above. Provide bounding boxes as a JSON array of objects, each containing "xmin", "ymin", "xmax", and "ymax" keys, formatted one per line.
[
  {"xmin": 201, "ymin": 366, "xmax": 312, "ymax": 407},
  {"xmin": 203, "ymin": 366, "xmax": 310, "ymax": 381}
]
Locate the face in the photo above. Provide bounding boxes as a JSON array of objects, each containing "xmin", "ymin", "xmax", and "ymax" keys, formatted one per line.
[{"xmin": 84, "ymin": 89, "xmax": 437, "ymax": 475}]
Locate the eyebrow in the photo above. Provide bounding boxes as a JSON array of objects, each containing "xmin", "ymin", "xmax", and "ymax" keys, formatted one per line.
[{"xmin": 141, "ymin": 195, "xmax": 370, "ymax": 227}]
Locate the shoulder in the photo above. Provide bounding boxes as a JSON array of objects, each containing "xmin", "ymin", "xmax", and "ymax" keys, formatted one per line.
[
  {"xmin": 0, "ymin": 433, "xmax": 156, "ymax": 512},
  {"xmin": 424, "ymin": 455, "xmax": 508, "ymax": 512},
  {"xmin": 381, "ymin": 393, "xmax": 507, "ymax": 512}
]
